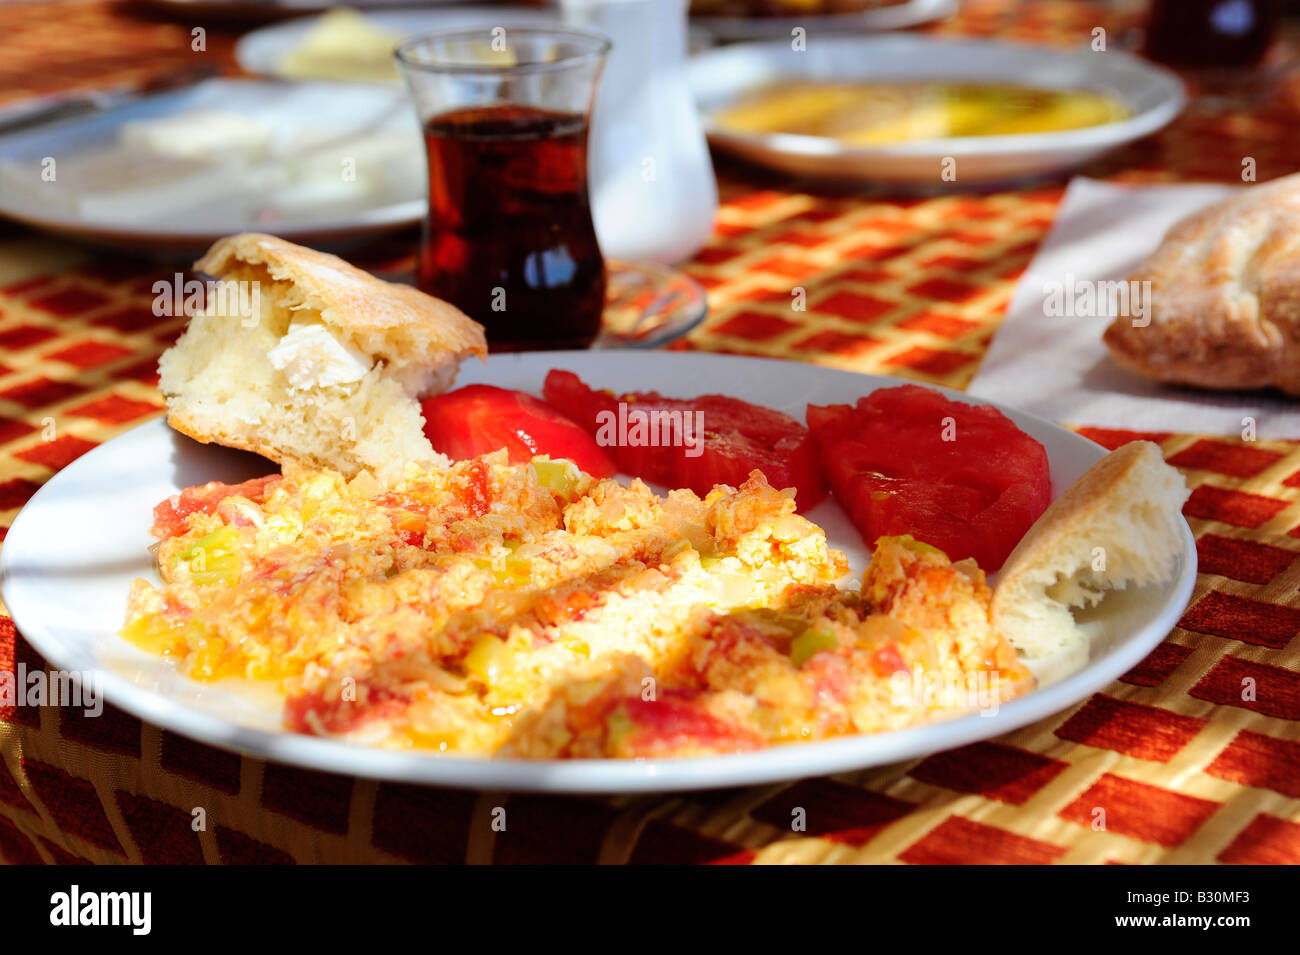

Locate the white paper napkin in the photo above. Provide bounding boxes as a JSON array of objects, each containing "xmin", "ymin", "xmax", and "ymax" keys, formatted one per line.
[{"xmin": 967, "ymin": 177, "xmax": 1300, "ymax": 438}]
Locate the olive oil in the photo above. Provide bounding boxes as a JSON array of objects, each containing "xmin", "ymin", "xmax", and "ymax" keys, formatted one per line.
[{"xmin": 714, "ymin": 81, "xmax": 1130, "ymax": 143}]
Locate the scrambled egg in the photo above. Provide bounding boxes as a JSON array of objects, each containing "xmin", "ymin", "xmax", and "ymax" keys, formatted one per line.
[{"xmin": 123, "ymin": 454, "xmax": 1030, "ymax": 757}]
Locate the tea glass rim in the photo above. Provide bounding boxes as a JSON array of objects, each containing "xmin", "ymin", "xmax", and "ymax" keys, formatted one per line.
[{"xmin": 394, "ymin": 24, "xmax": 612, "ymax": 77}]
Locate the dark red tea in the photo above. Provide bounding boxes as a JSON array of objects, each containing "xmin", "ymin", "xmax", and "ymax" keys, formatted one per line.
[{"xmin": 418, "ymin": 104, "xmax": 606, "ymax": 351}]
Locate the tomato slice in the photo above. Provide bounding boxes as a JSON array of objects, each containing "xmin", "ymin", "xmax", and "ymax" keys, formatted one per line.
[
  {"xmin": 807, "ymin": 385, "xmax": 1050, "ymax": 570},
  {"xmin": 151, "ymin": 474, "xmax": 281, "ymax": 539},
  {"xmin": 542, "ymin": 369, "xmax": 826, "ymax": 512},
  {"xmin": 609, "ymin": 693, "xmax": 763, "ymax": 758},
  {"xmin": 421, "ymin": 384, "xmax": 616, "ymax": 478}
]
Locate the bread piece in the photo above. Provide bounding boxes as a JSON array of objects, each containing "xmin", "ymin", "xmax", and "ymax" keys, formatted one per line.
[
  {"xmin": 159, "ymin": 232, "xmax": 486, "ymax": 485},
  {"xmin": 1103, "ymin": 173, "xmax": 1300, "ymax": 395},
  {"xmin": 991, "ymin": 441, "xmax": 1190, "ymax": 668}
]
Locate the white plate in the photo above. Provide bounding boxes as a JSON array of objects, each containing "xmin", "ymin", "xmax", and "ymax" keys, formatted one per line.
[
  {"xmin": 690, "ymin": 35, "xmax": 1186, "ymax": 184},
  {"xmin": 692, "ymin": 0, "xmax": 956, "ymax": 42},
  {"xmin": 0, "ymin": 79, "xmax": 425, "ymax": 255},
  {"xmin": 148, "ymin": 0, "xmax": 482, "ymax": 17},
  {"xmin": 0, "ymin": 352, "xmax": 1196, "ymax": 793},
  {"xmin": 235, "ymin": 6, "xmax": 561, "ymax": 80}
]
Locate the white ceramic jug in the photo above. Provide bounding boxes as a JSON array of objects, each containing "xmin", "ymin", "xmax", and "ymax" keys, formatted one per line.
[{"xmin": 561, "ymin": 0, "xmax": 719, "ymax": 264}]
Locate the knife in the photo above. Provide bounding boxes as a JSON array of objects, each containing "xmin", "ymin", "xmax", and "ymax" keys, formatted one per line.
[{"xmin": 0, "ymin": 64, "xmax": 219, "ymax": 137}]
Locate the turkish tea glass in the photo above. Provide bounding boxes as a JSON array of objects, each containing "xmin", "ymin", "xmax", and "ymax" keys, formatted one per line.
[{"xmin": 396, "ymin": 26, "xmax": 612, "ymax": 351}]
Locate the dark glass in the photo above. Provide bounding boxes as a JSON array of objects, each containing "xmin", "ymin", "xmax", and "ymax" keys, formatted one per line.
[
  {"xmin": 418, "ymin": 104, "xmax": 606, "ymax": 352},
  {"xmin": 1142, "ymin": 0, "xmax": 1280, "ymax": 68}
]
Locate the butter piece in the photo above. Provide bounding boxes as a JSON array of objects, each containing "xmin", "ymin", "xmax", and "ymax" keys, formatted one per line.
[
  {"xmin": 118, "ymin": 111, "xmax": 273, "ymax": 163},
  {"xmin": 279, "ymin": 9, "xmax": 404, "ymax": 83},
  {"xmin": 267, "ymin": 319, "xmax": 372, "ymax": 390}
]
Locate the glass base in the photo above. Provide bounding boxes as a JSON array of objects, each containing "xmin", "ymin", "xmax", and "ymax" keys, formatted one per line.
[{"xmin": 594, "ymin": 260, "xmax": 709, "ymax": 350}]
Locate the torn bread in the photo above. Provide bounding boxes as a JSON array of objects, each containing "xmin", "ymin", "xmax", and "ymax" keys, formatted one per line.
[
  {"xmin": 991, "ymin": 441, "xmax": 1190, "ymax": 669},
  {"xmin": 159, "ymin": 232, "xmax": 486, "ymax": 485},
  {"xmin": 1103, "ymin": 172, "xmax": 1300, "ymax": 395}
]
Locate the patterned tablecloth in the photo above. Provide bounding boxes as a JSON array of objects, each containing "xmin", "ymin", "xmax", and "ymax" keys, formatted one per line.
[{"xmin": 2, "ymin": 0, "xmax": 1299, "ymax": 865}]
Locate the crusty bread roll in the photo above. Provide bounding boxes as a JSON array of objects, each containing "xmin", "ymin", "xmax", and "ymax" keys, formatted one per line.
[
  {"xmin": 159, "ymin": 233, "xmax": 486, "ymax": 485},
  {"xmin": 1103, "ymin": 172, "xmax": 1300, "ymax": 395},
  {"xmin": 991, "ymin": 441, "xmax": 1190, "ymax": 670}
]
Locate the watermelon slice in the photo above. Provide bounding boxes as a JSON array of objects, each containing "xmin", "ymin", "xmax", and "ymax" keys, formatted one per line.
[
  {"xmin": 543, "ymin": 368, "xmax": 826, "ymax": 511},
  {"xmin": 807, "ymin": 385, "xmax": 1050, "ymax": 570}
]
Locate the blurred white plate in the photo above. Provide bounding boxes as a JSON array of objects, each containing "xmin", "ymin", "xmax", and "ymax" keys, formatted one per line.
[
  {"xmin": 0, "ymin": 352, "xmax": 1196, "ymax": 793},
  {"xmin": 147, "ymin": 0, "xmax": 481, "ymax": 15},
  {"xmin": 0, "ymin": 79, "xmax": 424, "ymax": 254},
  {"xmin": 235, "ymin": 6, "xmax": 561, "ymax": 80},
  {"xmin": 690, "ymin": 35, "xmax": 1186, "ymax": 184},
  {"xmin": 692, "ymin": 0, "xmax": 956, "ymax": 41}
]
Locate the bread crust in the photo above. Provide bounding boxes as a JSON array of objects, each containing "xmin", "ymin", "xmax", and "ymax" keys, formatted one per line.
[
  {"xmin": 1103, "ymin": 173, "xmax": 1300, "ymax": 395},
  {"xmin": 993, "ymin": 442, "xmax": 1157, "ymax": 621},
  {"xmin": 166, "ymin": 406, "xmax": 335, "ymax": 474},
  {"xmin": 195, "ymin": 232, "xmax": 487, "ymax": 359}
]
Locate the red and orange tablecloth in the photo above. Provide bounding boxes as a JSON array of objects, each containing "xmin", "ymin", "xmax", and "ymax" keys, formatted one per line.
[{"xmin": 1, "ymin": 0, "xmax": 1299, "ymax": 864}]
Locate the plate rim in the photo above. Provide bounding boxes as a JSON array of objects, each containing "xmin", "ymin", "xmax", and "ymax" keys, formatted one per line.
[
  {"xmin": 691, "ymin": 0, "xmax": 958, "ymax": 41},
  {"xmin": 690, "ymin": 34, "xmax": 1187, "ymax": 163},
  {"xmin": 0, "ymin": 351, "xmax": 1198, "ymax": 793},
  {"xmin": 234, "ymin": 5, "xmax": 559, "ymax": 79}
]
